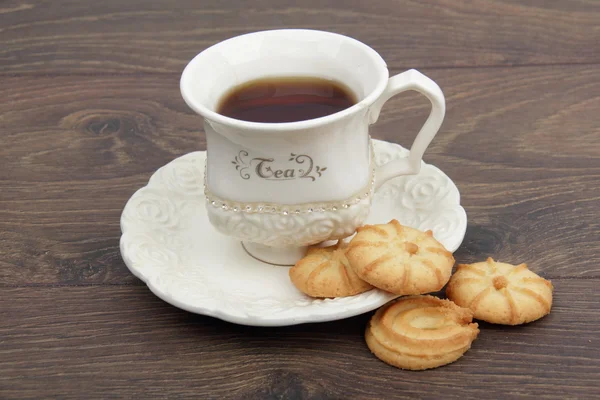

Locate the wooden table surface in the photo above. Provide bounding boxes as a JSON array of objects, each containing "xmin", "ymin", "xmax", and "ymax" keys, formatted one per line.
[{"xmin": 1, "ymin": 0, "xmax": 599, "ymax": 398}]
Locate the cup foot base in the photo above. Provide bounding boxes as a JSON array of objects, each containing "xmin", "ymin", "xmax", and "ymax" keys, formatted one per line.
[{"xmin": 242, "ymin": 242, "xmax": 308, "ymax": 266}]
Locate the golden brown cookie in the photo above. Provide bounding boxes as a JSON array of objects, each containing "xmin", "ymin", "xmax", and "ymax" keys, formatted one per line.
[
  {"xmin": 346, "ymin": 220, "xmax": 454, "ymax": 295},
  {"xmin": 289, "ymin": 242, "xmax": 373, "ymax": 298},
  {"xmin": 365, "ymin": 295, "xmax": 479, "ymax": 370},
  {"xmin": 446, "ymin": 258, "xmax": 553, "ymax": 325}
]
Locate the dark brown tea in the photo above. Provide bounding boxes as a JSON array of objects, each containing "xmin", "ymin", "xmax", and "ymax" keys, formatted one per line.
[{"xmin": 217, "ymin": 77, "xmax": 357, "ymax": 123}]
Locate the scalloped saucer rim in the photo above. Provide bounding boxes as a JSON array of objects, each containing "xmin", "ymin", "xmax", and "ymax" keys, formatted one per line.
[{"xmin": 120, "ymin": 140, "xmax": 467, "ymax": 326}]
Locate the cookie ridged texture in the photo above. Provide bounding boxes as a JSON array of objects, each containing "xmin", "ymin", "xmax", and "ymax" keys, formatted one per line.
[
  {"xmin": 446, "ymin": 258, "xmax": 553, "ymax": 325},
  {"xmin": 289, "ymin": 243, "xmax": 373, "ymax": 298},
  {"xmin": 366, "ymin": 295, "xmax": 479, "ymax": 370},
  {"xmin": 346, "ymin": 220, "xmax": 455, "ymax": 295}
]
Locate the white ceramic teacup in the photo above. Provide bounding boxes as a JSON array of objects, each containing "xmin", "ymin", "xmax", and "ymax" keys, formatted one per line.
[{"xmin": 181, "ymin": 29, "xmax": 445, "ymax": 265}]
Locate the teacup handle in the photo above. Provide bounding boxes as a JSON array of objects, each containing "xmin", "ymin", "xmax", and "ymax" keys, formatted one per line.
[{"xmin": 369, "ymin": 69, "xmax": 445, "ymax": 190}]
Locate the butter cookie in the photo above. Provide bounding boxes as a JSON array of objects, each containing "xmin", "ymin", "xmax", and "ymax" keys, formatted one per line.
[
  {"xmin": 446, "ymin": 258, "xmax": 553, "ymax": 325},
  {"xmin": 346, "ymin": 220, "xmax": 454, "ymax": 295},
  {"xmin": 289, "ymin": 242, "xmax": 373, "ymax": 298},
  {"xmin": 365, "ymin": 295, "xmax": 479, "ymax": 370}
]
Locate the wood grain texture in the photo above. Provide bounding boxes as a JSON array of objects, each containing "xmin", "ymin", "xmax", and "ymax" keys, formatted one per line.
[
  {"xmin": 1, "ymin": 280, "xmax": 598, "ymax": 399},
  {"xmin": 2, "ymin": 1, "xmax": 600, "ymax": 398},
  {"xmin": 1, "ymin": 0, "xmax": 599, "ymax": 74},
  {"xmin": 1, "ymin": 66, "xmax": 598, "ymax": 285}
]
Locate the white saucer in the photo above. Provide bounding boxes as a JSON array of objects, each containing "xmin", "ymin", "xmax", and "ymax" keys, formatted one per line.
[{"xmin": 120, "ymin": 140, "xmax": 467, "ymax": 326}]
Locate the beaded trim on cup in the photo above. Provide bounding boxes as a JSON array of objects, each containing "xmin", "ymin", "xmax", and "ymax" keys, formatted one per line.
[{"xmin": 204, "ymin": 141, "xmax": 376, "ymax": 215}]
